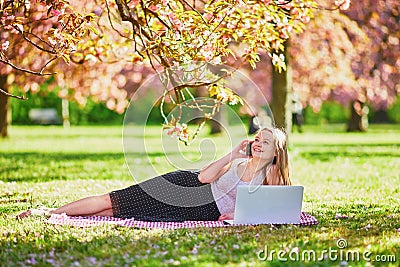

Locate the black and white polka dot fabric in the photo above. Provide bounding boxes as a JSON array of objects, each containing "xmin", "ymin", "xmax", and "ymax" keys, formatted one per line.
[{"xmin": 109, "ymin": 170, "xmax": 221, "ymax": 221}]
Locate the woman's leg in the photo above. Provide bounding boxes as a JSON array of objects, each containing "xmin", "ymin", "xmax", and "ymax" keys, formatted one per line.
[
  {"xmin": 16, "ymin": 193, "xmax": 113, "ymax": 219},
  {"xmin": 51, "ymin": 193, "xmax": 112, "ymax": 216},
  {"xmin": 91, "ymin": 208, "xmax": 114, "ymax": 217}
]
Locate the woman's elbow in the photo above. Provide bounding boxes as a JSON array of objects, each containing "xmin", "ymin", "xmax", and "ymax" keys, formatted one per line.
[{"xmin": 198, "ymin": 172, "xmax": 211, "ymax": 184}]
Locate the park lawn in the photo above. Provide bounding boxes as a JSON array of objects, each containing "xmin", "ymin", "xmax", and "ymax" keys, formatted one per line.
[{"xmin": 0, "ymin": 124, "xmax": 399, "ymax": 266}]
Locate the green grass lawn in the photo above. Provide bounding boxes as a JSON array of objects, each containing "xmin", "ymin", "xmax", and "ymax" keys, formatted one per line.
[{"xmin": 0, "ymin": 124, "xmax": 399, "ymax": 266}]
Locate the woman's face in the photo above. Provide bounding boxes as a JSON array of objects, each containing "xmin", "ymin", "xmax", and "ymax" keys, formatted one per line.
[{"xmin": 251, "ymin": 129, "xmax": 275, "ymax": 161}]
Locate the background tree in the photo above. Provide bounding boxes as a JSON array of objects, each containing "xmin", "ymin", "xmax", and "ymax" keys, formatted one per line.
[
  {"xmin": 0, "ymin": 0, "xmax": 152, "ymax": 137},
  {"xmin": 239, "ymin": 0, "xmax": 398, "ymax": 132},
  {"xmin": 343, "ymin": 0, "xmax": 400, "ymax": 129},
  {"xmin": 220, "ymin": 0, "xmax": 356, "ymax": 132},
  {"xmin": 290, "ymin": 3, "xmax": 371, "ymax": 131},
  {"xmin": 0, "ymin": 0, "xmax": 99, "ymax": 137},
  {"xmin": 291, "ymin": 0, "xmax": 399, "ymax": 131}
]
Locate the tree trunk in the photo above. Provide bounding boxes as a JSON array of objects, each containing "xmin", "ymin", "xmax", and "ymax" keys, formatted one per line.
[
  {"xmin": 370, "ymin": 110, "xmax": 390, "ymax": 123},
  {"xmin": 347, "ymin": 100, "xmax": 368, "ymax": 132},
  {"xmin": 191, "ymin": 87, "xmax": 226, "ymax": 135},
  {"xmin": 0, "ymin": 75, "xmax": 8, "ymax": 138},
  {"xmin": 271, "ymin": 41, "xmax": 292, "ymax": 132}
]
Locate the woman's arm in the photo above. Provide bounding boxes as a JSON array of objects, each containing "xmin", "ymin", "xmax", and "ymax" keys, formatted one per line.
[
  {"xmin": 197, "ymin": 153, "xmax": 233, "ymax": 184},
  {"xmin": 198, "ymin": 140, "xmax": 249, "ymax": 184}
]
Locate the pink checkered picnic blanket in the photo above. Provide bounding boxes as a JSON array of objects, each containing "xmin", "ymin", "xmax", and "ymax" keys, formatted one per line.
[{"xmin": 46, "ymin": 212, "xmax": 318, "ymax": 229}]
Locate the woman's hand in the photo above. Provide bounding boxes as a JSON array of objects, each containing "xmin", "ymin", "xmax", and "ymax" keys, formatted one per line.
[
  {"xmin": 198, "ymin": 139, "xmax": 251, "ymax": 184},
  {"xmin": 218, "ymin": 212, "xmax": 234, "ymax": 221},
  {"xmin": 231, "ymin": 140, "xmax": 251, "ymax": 160}
]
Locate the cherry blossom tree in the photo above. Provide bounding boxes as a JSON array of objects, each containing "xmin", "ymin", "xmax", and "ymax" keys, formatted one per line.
[
  {"xmin": 290, "ymin": 3, "xmax": 371, "ymax": 131},
  {"xmin": 103, "ymin": 0, "xmax": 320, "ymax": 144},
  {"xmin": 0, "ymin": 0, "xmax": 150, "ymax": 137},
  {"xmin": 289, "ymin": 0, "xmax": 399, "ymax": 131},
  {"xmin": 242, "ymin": 0, "xmax": 398, "ymax": 132},
  {"xmin": 0, "ymin": 0, "xmax": 99, "ymax": 137},
  {"xmin": 343, "ymin": 0, "xmax": 399, "ymax": 130},
  {"xmin": 1, "ymin": 0, "xmax": 351, "ymax": 140}
]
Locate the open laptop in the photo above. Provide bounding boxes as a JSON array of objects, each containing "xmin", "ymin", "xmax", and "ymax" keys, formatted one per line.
[{"xmin": 224, "ymin": 185, "xmax": 304, "ymax": 225}]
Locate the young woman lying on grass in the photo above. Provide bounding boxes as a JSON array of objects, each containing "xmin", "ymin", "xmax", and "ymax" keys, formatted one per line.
[{"xmin": 17, "ymin": 127, "xmax": 292, "ymax": 222}]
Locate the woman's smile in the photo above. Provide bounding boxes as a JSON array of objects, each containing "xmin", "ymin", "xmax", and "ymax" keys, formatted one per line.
[{"xmin": 252, "ymin": 146, "xmax": 262, "ymax": 153}]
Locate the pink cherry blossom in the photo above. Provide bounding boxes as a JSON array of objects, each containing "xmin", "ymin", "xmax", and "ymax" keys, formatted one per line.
[
  {"xmin": 261, "ymin": 0, "xmax": 272, "ymax": 5},
  {"xmin": 161, "ymin": 0, "xmax": 170, "ymax": 7},
  {"xmin": 51, "ymin": 9, "xmax": 63, "ymax": 17},
  {"xmin": 148, "ymin": 5, "xmax": 160, "ymax": 12},
  {"xmin": 1, "ymin": 41, "xmax": 9, "ymax": 51},
  {"xmin": 48, "ymin": 37, "xmax": 57, "ymax": 46},
  {"xmin": 128, "ymin": 0, "xmax": 140, "ymax": 8},
  {"xmin": 203, "ymin": 13, "xmax": 213, "ymax": 22},
  {"xmin": 335, "ymin": 0, "xmax": 351, "ymax": 10}
]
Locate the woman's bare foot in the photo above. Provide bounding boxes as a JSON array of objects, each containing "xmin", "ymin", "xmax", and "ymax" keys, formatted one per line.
[
  {"xmin": 16, "ymin": 209, "xmax": 33, "ymax": 219},
  {"xmin": 16, "ymin": 207, "xmax": 55, "ymax": 220}
]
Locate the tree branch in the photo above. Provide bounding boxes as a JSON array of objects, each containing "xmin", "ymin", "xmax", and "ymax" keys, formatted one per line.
[
  {"xmin": 0, "ymin": 88, "xmax": 28, "ymax": 100},
  {"xmin": 181, "ymin": 0, "xmax": 207, "ymax": 24},
  {"xmin": 104, "ymin": 0, "xmax": 135, "ymax": 41},
  {"xmin": 0, "ymin": 58, "xmax": 56, "ymax": 76},
  {"xmin": 39, "ymin": 56, "xmax": 58, "ymax": 74},
  {"xmin": 274, "ymin": 0, "xmax": 293, "ymax": 5},
  {"xmin": 13, "ymin": 25, "xmax": 58, "ymax": 55},
  {"xmin": 115, "ymin": 0, "xmax": 153, "ymax": 41},
  {"xmin": 145, "ymin": 8, "xmax": 171, "ymax": 30},
  {"xmin": 314, "ymin": 6, "xmax": 340, "ymax": 11}
]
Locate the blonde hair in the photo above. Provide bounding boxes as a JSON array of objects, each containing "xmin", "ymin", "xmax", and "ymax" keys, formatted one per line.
[{"xmin": 257, "ymin": 127, "xmax": 292, "ymax": 186}]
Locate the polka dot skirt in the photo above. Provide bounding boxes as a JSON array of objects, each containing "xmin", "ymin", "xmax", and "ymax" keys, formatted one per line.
[{"xmin": 109, "ymin": 170, "xmax": 221, "ymax": 221}]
